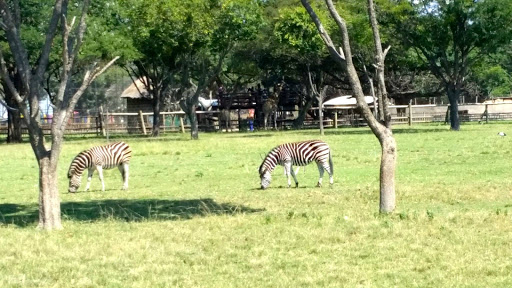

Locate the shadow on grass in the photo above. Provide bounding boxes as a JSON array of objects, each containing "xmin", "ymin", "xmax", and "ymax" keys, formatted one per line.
[
  {"xmin": 0, "ymin": 198, "xmax": 265, "ymax": 227},
  {"xmin": 61, "ymin": 133, "xmax": 193, "ymax": 143},
  {"xmin": 292, "ymin": 126, "xmax": 452, "ymax": 136},
  {"xmin": 226, "ymin": 133, "xmax": 274, "ymax": 139}
]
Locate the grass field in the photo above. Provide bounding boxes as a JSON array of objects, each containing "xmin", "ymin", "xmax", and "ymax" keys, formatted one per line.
[{"xmin": 1, "ymin": 122, "xmax": 512, "ymax": 287}]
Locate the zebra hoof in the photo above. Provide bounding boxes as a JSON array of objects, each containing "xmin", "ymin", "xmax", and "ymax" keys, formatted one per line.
[
  {"xmin": 295, "ymin": 183, "xmax": 299, "ymax": 188},
  {"xmin": 316, "ymin": 182, "xmax": 322, "ymax": 188}
]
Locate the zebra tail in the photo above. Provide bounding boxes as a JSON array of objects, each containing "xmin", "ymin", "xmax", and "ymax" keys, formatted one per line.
[{"xmin": 329, "ymin": 151, "xmax": 333, "ymax": 175}]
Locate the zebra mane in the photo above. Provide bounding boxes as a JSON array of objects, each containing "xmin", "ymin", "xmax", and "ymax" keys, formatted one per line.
[
  {"xmin": 260, "ymin": 146, "xmax": 280, "ymax": 174},
  {"xmin": 68, "ymin": 150, "xmax": 89, "ymax": 177}
]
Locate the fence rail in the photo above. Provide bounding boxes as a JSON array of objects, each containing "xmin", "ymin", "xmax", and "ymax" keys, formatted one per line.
[{"xmin": 2, "ymin": 103, "xmax": 512, "ymax": 137}]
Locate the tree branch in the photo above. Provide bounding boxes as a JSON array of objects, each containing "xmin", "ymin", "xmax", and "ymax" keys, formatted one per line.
[
  {"xmin": 0, "ymin": 97, "xmax": 18, "ymax": 111},
  {"xmin": 0, "ymin": 0, "xmax": 31, "ymax": 93},
  {"xmin": 301, "ymin": 0, "xmax": 345, "ymax": 62},
  {"xmin": 34, "ymin": 0, "xmax": 66, "ymax": 84},
  {"xmin": 70, "ymin": 0, "xmax": 90, "ymax": 67},
  {"xmin": 0, "ymin": 49, "xmax": 21, "ymax": 104},
  {"xmin": 59, "ymin": 56, "xmax": 119, "ymax": 130}
]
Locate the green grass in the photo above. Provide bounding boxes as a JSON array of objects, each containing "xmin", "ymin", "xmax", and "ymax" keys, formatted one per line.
[{"xmin": 1, "ymin": 122, "xmax": 512, "ymax": 287}]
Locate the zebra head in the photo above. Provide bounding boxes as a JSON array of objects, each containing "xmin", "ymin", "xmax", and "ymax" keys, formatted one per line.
[
  {"xmin": 259, "ymin": 165, "xmax": 272, "ymax": 190},
  {"xmin": 68, "ymin": 154, "xmax": 86, "ymax": 193},
  {"xmin": 68, "ymin": 169, "xmax": 82, "ymax": 193}
]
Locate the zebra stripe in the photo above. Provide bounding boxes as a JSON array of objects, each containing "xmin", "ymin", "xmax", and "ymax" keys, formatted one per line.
[
  {"xmin": 68, "ymin": 142, "xmax": 132, "ymax": 192},
  {"xmin": 259, "ymin": 140, "xmax": 333, "ymax": 189}
]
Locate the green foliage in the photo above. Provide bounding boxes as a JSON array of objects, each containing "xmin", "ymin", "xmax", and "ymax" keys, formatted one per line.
[
  {"xmin": 473, "ymin": 65, "xmax": 512, "ymax": 97},
  {"xmin": 273, "ymin": 7, "xmax": 325, "ymax": 57},
  {"xmin": 120, "ymin": 0, "xmax": 214, "ymax": 64},
  {"xmin": 212, "ymin": 0, "xmax": 264, "ymax": 51},
  {"xmin": 387, "ymin": 0, "xmax": 512, "ymax": 74},
  {"xmin": 81, "ymin": 1, "xmax": 140, "ymax": 63}
]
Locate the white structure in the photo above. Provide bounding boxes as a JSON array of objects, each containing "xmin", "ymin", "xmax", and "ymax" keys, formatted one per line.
[
  {"xmin": 198, "ymin": 96, "xmax": 218, "ymax": 110},
  {"xmin": 323, "ymin": 95, "xmax": 375, "ymax": 109}
]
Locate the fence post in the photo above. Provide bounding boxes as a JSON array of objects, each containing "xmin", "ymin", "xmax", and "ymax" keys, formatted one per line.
[
  {"xmin": 408, "ymin": 101, "xmax": 413, "ymax": 126},
  {"xmin": 334, "ymin": 109, "xmax": 338, "ymax": 129},
  {"xmin": 180, "ymin": 116, "xmax": 185, "ymax": 133},
  {"xmin": 139, "ymin": 110, "xmax": 147, "ymax": 135}
]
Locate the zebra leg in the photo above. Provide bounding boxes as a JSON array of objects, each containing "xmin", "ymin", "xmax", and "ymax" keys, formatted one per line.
[
  {"xmin": 85, "ymin": 168, "xmax": 94, "ymax": 191},
  {"xmin": 322, "ymin": 161, "xmax": 333, "ymax": 185},
  {"xmin": 284, "ymin": 162, "xmax": 292, "ymax": 188},
  {"xmin": 97, "ymin": 166, "xmax": 105, "ymax": 191},
  {"xmin": 290, "ymin": 165, "xmax": 299, "ymax": 188},
  {"xmin": 316, "ymin": 162, "xmax": 325, "ymax": 187},
  {"xmin": 326, "ymin": 164, "xmax": 333, "ymax": 186},
  {"xmin": 120, "ymin": 163, "xmax": 129, "ymax": 190}
]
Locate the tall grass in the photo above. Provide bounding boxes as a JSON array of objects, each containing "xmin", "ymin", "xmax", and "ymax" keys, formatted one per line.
[{"xmin": 1, "ymin": 123, "xmax": 511, "ymax": 287}]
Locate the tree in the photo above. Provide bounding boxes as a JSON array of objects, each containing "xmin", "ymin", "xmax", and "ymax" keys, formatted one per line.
[
  {"xmin": 1, "ymin": 79, "xmax": 22, "ymax": 143},
  {"xmin": 307, "ymin": 68, "xmax": 328, "ymax": 135},
  {"xmin": 386, "ymin": 0, "xmax": 512, "ymax": 130},
  {"xmin": 273, "ymin": 6, "xmax": 337, "ymax": 129},
  {"xmin": 0, "ymin": 0, "xmax": 53, "ymax": 143},
  {"xmin": 120, "ymin": 0, "xmax": 262, "ymax": 139},
  {"xmin": 0, "ymin": 0, "xmax": 118, "ymax": 230},
  {"xmin": 302, "ymin": 0, "xmax": 397, "ymax": 213},
  {"xmin": 178, "ymin": 0, "xmax": 263, "ymax": 139}
]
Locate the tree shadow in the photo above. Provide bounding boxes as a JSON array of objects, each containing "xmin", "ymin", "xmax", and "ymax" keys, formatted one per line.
[
  {"xmin": 294, "ymin": 126, "xmax": 453, "ymax": 136},
  {"xmin": 226, "ymin": 133, "xmax": 274, "ymax": 139},
  {"xmin": 61, "ymin": 133, "xmax": 193, "ymax": 143},
  {"xmin": 0, "ymin": 198, "xmax": 265, "ymax": 227}
]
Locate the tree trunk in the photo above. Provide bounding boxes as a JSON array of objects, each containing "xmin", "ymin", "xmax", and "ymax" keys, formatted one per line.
[
  {"xmin": 293, "ymin": 97, "xmax": 313, "ymax": 129},
  {"xmin": 152, "ymin": 92, "xmax": 161, "ymax": 137},
  {"xmin": 37, "ymin": 155, "xmax": 62, "ymax": 230},
  {"xmin": 5, "ymin": 91, "xmax": 22, "ymax": 143},
  {"xmin": 318, "ymin": 94, "xmax": 324, "ymax": 136},
  {"xmin": 185, "ymin": 105, "xmax": 198, "ymax": 140},
  {"xmin": 379, "ymin": 130, "xmax": 396, "ymax": 213},
  {"xmin": 447, "ymin": 84, "xmax": 460, "ymax": 131},
  {"xmin": 7, "ymin": 108, "xmax": 22, "ymax": 143}
]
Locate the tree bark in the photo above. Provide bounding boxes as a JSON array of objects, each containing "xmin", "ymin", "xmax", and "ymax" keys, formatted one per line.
[
  {"xmin": 7, "ymin": 105, "xmax": 22, "ymax": 143},
  {"xmin": 293, "ymin": 96, "xmax": 313, "ymax": 129},
  {"xmin": 379, "ymin": 130, "xmax": 396, "ymax": 212},
  {"xmin": 37, "ymin": 154, "xmax": 62, "ymax": 230},
  {"xmin": 447, "ymin": 83, "xmax": 460, "ymax": 131},
  {"xmin": 3, "ymin": 71, "xmax": 23, "ymax": 143},
  {"xmin": 189, "ymin": 105, "xmax": 198, "ymax": 140},
  {"xmin": 181, "ymin": 100, "xmax": 199, "ymax": 140}
]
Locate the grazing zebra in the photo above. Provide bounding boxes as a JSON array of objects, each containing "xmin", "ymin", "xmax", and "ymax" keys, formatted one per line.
[
  {"xmin": 68, "ymin": 142, "xmax": 132, "ymax": 193},
  {"xmin": 259, "ymin": 140, "xmax": 333, "ymax": 189}
]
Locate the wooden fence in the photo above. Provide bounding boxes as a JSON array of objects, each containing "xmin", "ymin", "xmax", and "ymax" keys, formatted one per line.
[{"xmin": 2, "ymin": 103, "xmax": 512, "ymax": 137}]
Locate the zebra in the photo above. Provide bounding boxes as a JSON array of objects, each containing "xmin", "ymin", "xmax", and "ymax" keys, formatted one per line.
[
  {"xmin": 68, "ymin": 142, "xmax": 132, "ymax": 193},
  {"xmin": 259, "ymin": 140, "xmax": 333, "ymax": 189}
]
